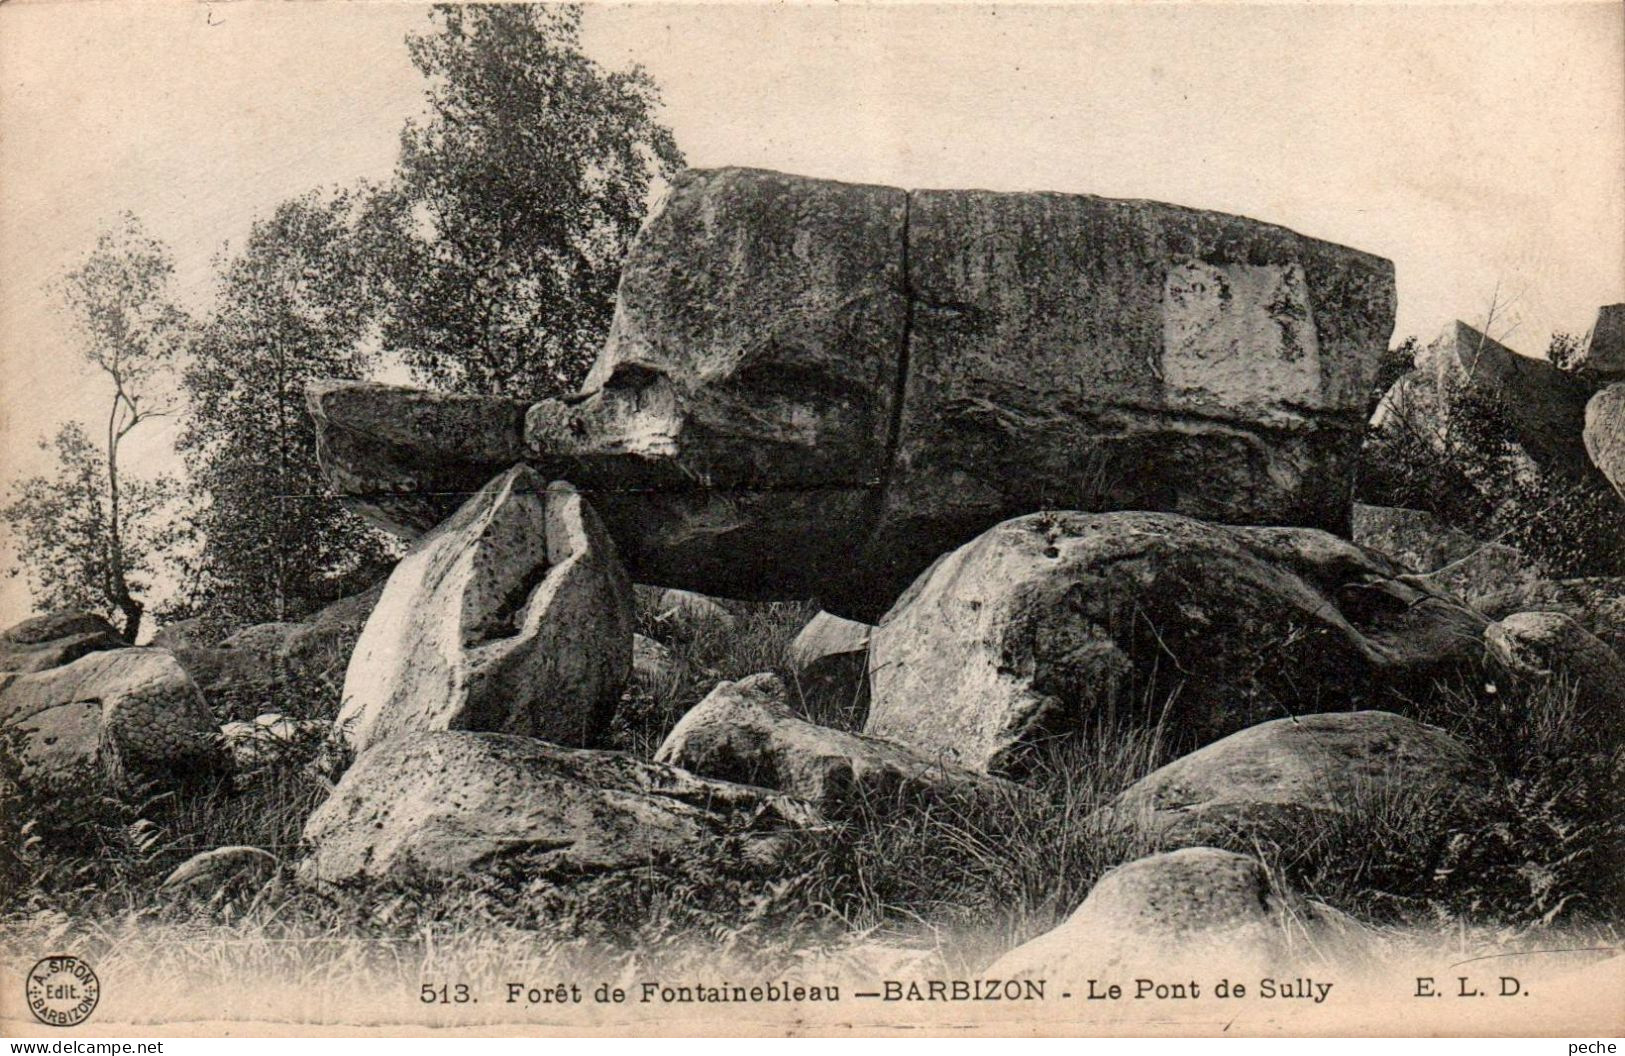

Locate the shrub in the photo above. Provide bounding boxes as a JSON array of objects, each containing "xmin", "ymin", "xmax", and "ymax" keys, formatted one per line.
[{"xmin": 1360, "ymin": 347, "xmax": 1623, "ymax": 577}]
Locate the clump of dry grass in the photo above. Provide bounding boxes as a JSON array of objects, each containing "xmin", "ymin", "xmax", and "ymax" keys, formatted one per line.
[{"xmin": 609, "ymin": 595, "xmax": 820, "ymax": 756}]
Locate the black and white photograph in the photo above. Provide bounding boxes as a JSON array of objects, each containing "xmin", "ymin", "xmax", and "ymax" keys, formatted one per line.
[{"xmin": 0, "ymin": 0, "xmax": 1621, "ymax": 1038}]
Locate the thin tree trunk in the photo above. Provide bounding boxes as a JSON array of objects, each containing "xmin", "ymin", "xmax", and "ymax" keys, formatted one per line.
[{"xmin": 106, "ymin": 393, "xmax": 143, "ymax": 642}]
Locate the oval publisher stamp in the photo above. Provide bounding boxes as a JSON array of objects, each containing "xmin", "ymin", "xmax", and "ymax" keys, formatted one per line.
[{"xmin": 26, "ymin": 956, "xmax": 100, "ymax": 1027}]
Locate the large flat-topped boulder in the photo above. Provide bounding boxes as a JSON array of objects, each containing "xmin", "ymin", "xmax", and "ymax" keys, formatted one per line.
[
  {"xmin": 308, "ymin": 381, "xmax": 532, "ymax": 537},
  {"xmin": 875, "ymin": 188, "xmax": 1394, "ymax": 593},
  {"xmin": 313, "ymin": 167, "xmax": 1396, "ymax": 618}
]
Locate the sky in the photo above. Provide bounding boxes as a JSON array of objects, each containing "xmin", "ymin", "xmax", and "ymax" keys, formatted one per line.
[{"xmin": 0, "ymin": 0, "xmax": 1622, "ymax": 624}]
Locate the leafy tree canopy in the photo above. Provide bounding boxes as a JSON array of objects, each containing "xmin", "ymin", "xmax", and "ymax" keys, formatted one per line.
[
  {"xmin": 175, "ymin": 190, "xmax": 394, "ymax": 629},
  {"xmin": 362, "ymin": 3, "xmax": 685, "ymax": 397}
]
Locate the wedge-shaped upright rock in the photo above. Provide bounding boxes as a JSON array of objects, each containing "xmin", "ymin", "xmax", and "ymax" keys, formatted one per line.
[
  {"xmin": 335, "ymin": 467, "xmax": 632, "ymax": 753},
  {"xmin": 312, "ymin": 167, "xmax": 1396, "ymax": 619},
  {"xmin": 987, "ymin": 848, "xmax": 1367, "ymax": 980},
  {"xmin": 0, "ymin": 648, "xmax": 223, "ymax": 789},
  {"xmin": 1097, "ymin": 712, "xmax": 1491, "ymax": 853},
  {"xmin": 300, "ymin": 731, "xmax": 814, "ymax": 884},
  {"xmin": 654, "ymin": 673, "xmax": 1009, "ymax": 814},
  {"xmin": 867, "ymin": 511, "xmax": 1488, "ymax": 774}
]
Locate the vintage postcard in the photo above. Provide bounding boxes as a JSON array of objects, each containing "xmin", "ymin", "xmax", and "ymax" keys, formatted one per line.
[{"xmin": 1, "ymin": 0, "xmax": 1621, "ymax": 1039}]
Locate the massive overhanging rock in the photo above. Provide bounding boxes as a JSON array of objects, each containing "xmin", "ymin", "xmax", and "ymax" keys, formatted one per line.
[
  {"xmin": 308, "ymin": 381, "xmax": 532, "ymax": 538},
  {"xmin": 312, "ymin": 167, "xmax": 1397, "ymax": 619}
]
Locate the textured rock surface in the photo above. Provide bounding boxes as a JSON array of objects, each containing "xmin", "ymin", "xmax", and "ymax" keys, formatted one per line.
[
  {"xmin": 1584, "ymin": 382, "xmax": 1625, "ymax": 498},
  {"xmin": 784, "ymin": 611, "xmax": 871, "ymax": 708},
  {"xmin": 1486, "ymin": 611, "xmax": 1625, "ymax": 715},
  {"xmin": 300, "ymin": 731, "xmax": 813, "ymax": 884},
  {"xmin": 1373, "ymin": 321, "xmax": 1602, "ymax": 483},
  {"xmin": 876, "ymin": 188, "xmax": 1394, "ymax": 603},
  {"xmin": 336, "ymin": 467, "xmax": 632, "ymax": 754},
  {"xmin": 1475, "ymin": 577, "xmax": 1625, "ymax": 656},
  {"xmin": 987, "ymin": 848, "xmax": 1365, "ymax": 979},
  {"xmin": 314, "ymin": 167, "xmax": 1396, "ymax": 619},
  {"xmin": 308, "ymin": 381, "xmax": 532, "ymax": 537},
  {"xmin": 1099, "ymin": 712, "xmax": 1490, "ymax": 851},
  {"xmin": 654, "ymin": 673, "xmax": 1007, "ymax": 814},
  {"xmin": 0, "ymin": 612, "xmax": 124, "ymax": 674},
  {"xmin": 0, "ymin": 649, "xmax": 222, "ymax": 788},
  {"xmin": 867, "ymin": 511, "xmax": 1488, "ymax": 773},
  {"xmin": 169, "ymin": 585, "xmax": 383, "ymax": 722},
  {"xmin": 1575, "ymin": 304, "xmax": 1625, "ymax": 378},
  {"xmin": 1351, "ymin": 503, "xmax": 1541, "ymax": 602}
]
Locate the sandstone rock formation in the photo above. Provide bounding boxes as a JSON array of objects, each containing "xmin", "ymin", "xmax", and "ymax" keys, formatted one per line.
[
  {"xmin": 1351, "ymin": 503, "xmax": 1540, "ymax": 603},
  {"xmin": 307, "ymin": 381, "xmax": 532, "ymax": 538},
  {"xmin": 0, "ymin": 649, "xmax": 223, "ymax": 789},
  {"xmin": 1371, "ymin": 321, "xmax": 1601, "ymax": 484},
  {"xmin": 1574, "ymin": 304, "xmax": 1625, "ymax": 379},
  {"xmin": 784, "ymin": 612, "xmax": 871, "ymax": 710},
  {"xmin": 986, "ymin": 848, "xmax": 1366, "ymax": 979},
  {"xmin": 168, "ymin": 585, "xmax": 382, "ymax": 722},
  {"xmin": 1584, "ymin": 382, "xmax": 1624, "ymax": 498},
  {"xmin": 1474, "ymin": 577, "xmax": 1625, "ymax": 656},
  {"xmin": 654, "ymin": 673, "xmax": 1008, "ymax": 814},
  {"xmin": 312, "ymin": 167, "xmax": 1396, "ymax": 619},
  {"xmin": 866, "ymin": 511, "xmax": 1487, "ymax": 773},
  {"xmin": 335, "ymin": 467, "xmax": 632, "ymax": 754},
  {"xmin": 1097, "ymin": 712, "xmax": 1490, "ymax": 852},
  {"xmin": 300, "ymin": 731, "xmax": 814, "ymax": 884},
  {"xmin": 0, "ymin": 612, "xmax": 123, "ymax": 674},
  {"xmin": 1486, "ymin": 611, "xmax": 1625, "ymax": 716}
]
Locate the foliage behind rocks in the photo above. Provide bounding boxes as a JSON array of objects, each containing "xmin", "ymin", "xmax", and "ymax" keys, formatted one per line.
[{"xmin": 1360, "ymin": 342, "xmax": 1625, "ymax": 578}]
